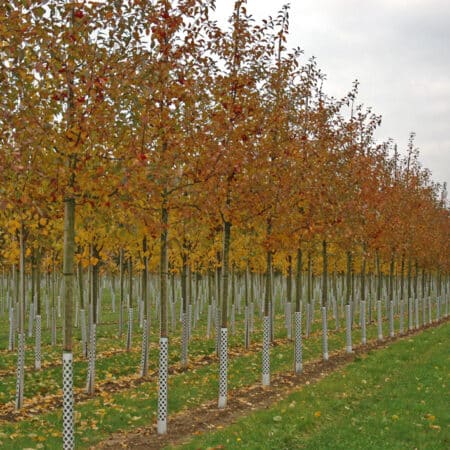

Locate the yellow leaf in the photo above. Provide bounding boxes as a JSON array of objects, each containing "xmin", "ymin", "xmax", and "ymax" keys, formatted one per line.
[{"xmin": 314, "ymin": 411, "xmax": 321, "ymax": 418}]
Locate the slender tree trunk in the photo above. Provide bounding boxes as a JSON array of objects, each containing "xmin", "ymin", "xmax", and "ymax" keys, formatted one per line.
[
  {"xmin": 62, "ymin": 195, "xmax": 75, "ymax": 449},
  {"xmin": 244, "ymin": 262, "xmax": 250, "ymax": 348},
  {"xmin": 345, "ymin": 250, "xmax": 352, "ymax": 353},
  {"xmin": 262, "ymin": 221, "xmax": 272, "ymax": 386},
  {"xmin": 15, "ymin": 224, "xmax": 26, "ymax": 410},
  {"xmin": 157, "ymin": 194, "xmax": 169, "ymax": 434},
  {"xmin": 306, "ymin": 251, "xmax": 312, "ymax": 337},
  {"xmin": 389, "ymin": 252, "xmax": 395, "ymax": 337},
  {"xmin": 346, "ymin": 251, "xmax": 352, "ymax": 306},
  {"xmin": 207, "ymin": 269, "xmax": 213, "ymax": 339},
  {"xmin": 407, "ymin": 259, "xmax": 412, "ymax": 330},
  {"xmin": 119, "ymin": 248, "xmax": 124, "ymax": 336},
  {"xmin": 140, "ymin": 236, "xmax": 150, "ymax": 377},
  {"xmin": 30, "ymin": 251, "xmax": 36, "ymax": 338},
  {"xmin": 294, "ymin": 248, "xmax": 303, "ymax": 372},
  {"xmin": 35, "ymin": 249, "xmax": 42, "ymax": 370},
  {"xmin": 86, "ymin": 245, "xmax": 99, "ymax": 395},
  {"xmin": 360, "ymin": 244, "xmax": 367, "ymax": 344},
  {"xmin": 231, "ymin": 265, "xmax": 236, "ymax": 335},
  {"xmin": 126, "ymin": 257, "xmax": 133, "ymax": 351},
  {"xmin": 181, "ymin": 252, "xmax": 188, "ymax": 367},
  {"xmin": 295, "ymin": 249, "xmax": 302, "ymax": 313},
  {"xmin": 322, "ymin": 241, "xmax": 328, "ymax": 308},
  {"xmin": 218, "ymin": 219, "xmax": 231, "ymax": 407},
  {"xmin": 286, "ymin": 254, "xmax": 292, "ymax": 340},
  {"xmin": 376, "ymin": 250, "xmax": 383, "ymax": 340},
  {"xmin": 321, "ymin": 240, "xmax": 329, "ymax": 360}
]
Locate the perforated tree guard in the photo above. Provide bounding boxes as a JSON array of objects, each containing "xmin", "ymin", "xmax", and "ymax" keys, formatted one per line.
[
  {"xmin": 206, "ymin": 304, "xmax": 212, "ymax": 339},
  {"xmin": 215, "ymin": 307, "xmax": 220, "ymax": 353},
  {"xmin": 80, "ymin": 309, "xmax": 87, "ymax": 358},
  {"xmin": 195, "ymin": 298, "xmax": 200, "ymax": 322},
  {"xmin": 294, "ymin": 311, "xmax": 302, "ymax": 373},
  {"xmin": 194, "ymin": 302, "xmax": 199, "ymax": 328},
  {"xmin": 139, "ymin": 300, "xmax": 144, "ymax": 329},
  {"xmin": 126, "ymin": 307, "xmax": 133, "ymax": 351},
  {"xmin": 181, "ymin": 312, "xmax": 188, "ymax": 366},
  {"xmin": 62, "ymin": 352, "xmax": 75, "ymax": 450},
  {"xmin": 436, "ymin": 296, "xmax": 441, "ymax": 321},
  {"xmin": 361, "ymin": 301, "xmax": 367, "ymax": 345},
  {"xmin": 422, "ymin": 296, "xmax": 427, "ymax": 326},
  {"xmin": 170, "ymin": 300, "xmax": 176, "ymax": 332},
  {"xmin": 157, "ymin": 337, "xmax": 169, "ymax": 435},
  {"xmin": 345, "ymin": 304, "xmax": 352, "ymax": 353},
  {"xmin": 74, "ymin": 301, "xmax": 78, "ymax": 328},
  {"xmin": 45, "ymin": 296, "xmax": 49, "ymax": 327},
  {"xmin": 244, "ymin": 306, "xmax": 250, "ymax": 348},
  {"xmin": 270, "ymin": 301, "xmax": 275, "ymax": 342},
  {"xmin": 28, "ymin": 302, "xmax": 34, "ymax": 337},
  {"xmin": 321, "ymin": 307, "xmax": 329, "ymax": 361},
  {"xmin": 428, "ymin": 296, "xmax": 432, "ymax": 325},
  {"xmin": 399, "ymin": 299, "xmax": 405, "ymax": 334},
  {"xmin": 188, "ymin": 304, "xmax": 192, "ymax": 339},
  {"xmin": 15, "ymin": 332, "xmax": 25, "ymax": 410},
  {"xmin": 119, "ymin": 303, "xmax": 123, "ymax": 336},
  {"xmin": 305, "ymin": 303, "xmax": 311, "ymax": 337},
  {"xmin": 51, "ymin": 307, "xmax": 56, "ymax": 346},
  {"xmin": 35, "ymin": 315, "xmax": 41, "ymax": 370},
  {"xmin": 377, "ymin": 300, "xmax": 383, "ymax": 341},
  {"xmin": 140, "ymin": 319, "xmax": 149, "ymax": 377},
  {"xmin": 8, "ymin": 307, "xmax": 14, "ymax": 351},
  {"xmin": 97, "ymin": 291, "xmax": 102, "ymax": 324},
  {"xmin": 286, "ymin": 302, "xmax": 292, "ymax": 339},
  {"xmin": 333, "ymin": 300, "xmax": 339, "ymax": 331},
  {"xmin": 231, "ymin": 304, "xmax": 235, "ymax": 335},
  {"xmin": 389, "ymin": 301, "xmax": 395, "ymax": 337},
  {"xmin": 218, "ymin": 327, "xmax": 228, "ymax": 408},
  {"xmin": 262, "ymin": 316, "xmax": 270, "ymax": 386},
  {"xmin": 86, "ymin": 324, "xmax": 96, "ymax": 394},
  {"xmin": 408, "ymin": 298, "xmax": 413, "ymax": 331},
  {"xmin": 415, "ymin": 297, "xmax": 419, "ymax": 329}
]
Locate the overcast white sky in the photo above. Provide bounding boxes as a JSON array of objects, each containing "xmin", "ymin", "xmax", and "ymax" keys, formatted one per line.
[{"xmin": 212, "ymin": 0, "xmax": 450, "ymax": 188}]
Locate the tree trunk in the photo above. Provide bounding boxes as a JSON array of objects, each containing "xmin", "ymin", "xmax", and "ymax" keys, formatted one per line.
[
  {"xmin": 294, "ymin": 248, "xmax": 303, "ymax": 372},
  {"xmin": 181, "ymin": 252, "xmax": 188, "ymax": 367},
  {"xmin": 15, "ymin": 223, "xmax": 26, "ymax": 410},
  {"xmin": 345, "ymin": 250, "xmax": 352, "ymax": 353},
  {"xmin": 157, "ymin": 194, "xmax": 169, "ymax": 434},
  {"xmin": 218, "ymin": 219, "xmax": 231, "ymax": 408},
  {"xmin": 62, "ymin": 195, "xmax": 75, "ymax": 449},
  {"xmin": 321, "ymin": 240, "xmax": 329, "ymax": 360},
  {"xmin": 140, "ymin": 236, "xmax": 150, "ymax": 377}
]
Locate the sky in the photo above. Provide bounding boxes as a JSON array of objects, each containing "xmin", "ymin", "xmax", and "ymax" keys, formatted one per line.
[{"xmin": 212, "ymin": 0, "xmax": 450, "ymax": 190}]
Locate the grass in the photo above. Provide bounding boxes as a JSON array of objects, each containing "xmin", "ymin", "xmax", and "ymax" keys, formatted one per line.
[
  {"xmin": 175, "ymin": 321, "xmax": 450, "ymax": 450},
  {"xmin": 0, "ymin": 285, "xmax": 446, "ymax": 449}
]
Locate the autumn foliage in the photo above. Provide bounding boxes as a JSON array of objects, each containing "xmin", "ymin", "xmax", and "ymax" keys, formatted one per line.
[{"xmin": 0, "ymin": 0, "xmax": 448, "ymax": 283}]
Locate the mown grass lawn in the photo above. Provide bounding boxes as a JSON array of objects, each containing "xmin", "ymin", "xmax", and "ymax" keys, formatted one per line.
[{"xmin": 176, "ymin": 322, "xmax": 450, "ymax": 450}]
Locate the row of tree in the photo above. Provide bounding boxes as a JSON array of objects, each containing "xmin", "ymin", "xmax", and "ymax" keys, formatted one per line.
[{"xmin": 1, "ymin": 1, "xmax": 448, "ymax": 448}]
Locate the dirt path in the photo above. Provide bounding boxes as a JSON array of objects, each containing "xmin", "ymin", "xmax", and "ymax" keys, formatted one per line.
[{"xmin": 96, "ymin": 317, "xmax": 449, "ymax": 450}]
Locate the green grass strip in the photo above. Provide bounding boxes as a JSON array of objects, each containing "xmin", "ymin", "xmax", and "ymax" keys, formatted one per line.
[{"xmin": 176, "ymin": 322, "xmax": 450, "ymax": 450}]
